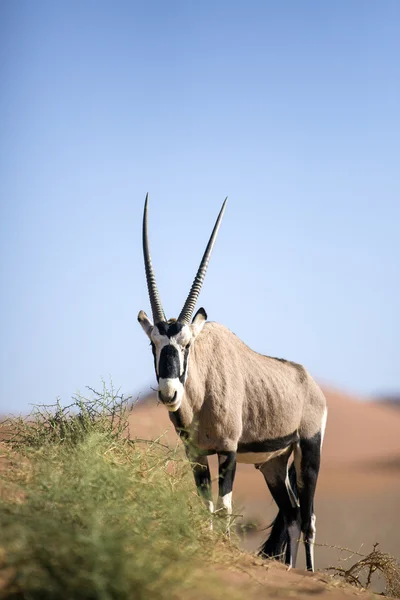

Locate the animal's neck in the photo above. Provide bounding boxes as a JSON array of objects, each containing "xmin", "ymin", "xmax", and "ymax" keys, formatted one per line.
[
  {"xmin": 184, "ymin": 343, "xmax": 207, "ymax": 408},
  {"xmin": 174, "ymin": 322, "xmax": 226, "ymax": 427}
]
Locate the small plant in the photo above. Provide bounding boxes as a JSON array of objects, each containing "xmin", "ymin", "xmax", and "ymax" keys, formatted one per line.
[
  {"xmin": 327, "ymin": 543, "xmax": 400, "ymax": 597},
  {"xmin": 0, "ymin": 380, "xmax": 133, "ymax": 450}
]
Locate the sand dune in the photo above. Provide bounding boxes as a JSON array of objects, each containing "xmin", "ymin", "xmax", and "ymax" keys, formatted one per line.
[{"xmin": 321, "ymin": 388, "xmax": 400, "ymax": 466}]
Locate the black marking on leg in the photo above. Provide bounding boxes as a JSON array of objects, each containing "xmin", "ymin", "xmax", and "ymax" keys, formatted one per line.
[
  {"xmin": 285, "ymin": 542, "xmax": 291, "ymax": 564},
  {"xmin": 218, "ymin": 452, "xmax": 237, "ymax": 498},
  {"xmin": 266, "ymin": 482, "xmax": 299, "ymax": 532},
  {"xmin": 237, "ymin": 431, "xmax": 299, "ymax": 453},
  {"xmin": 299, "ymin": 432, "xmax": 321, "ymax": 571},
  {"xmin": 190, "ymin": 455, "xmax": 212, "ymax": 502},
  {"xmin": 300, "ymin": 433, "xmax": 321, "ymax": 492},
  {"xmin": 305, "ymin": 543, "xmax": 313, "ymax": 571},
  {"xmin": 259, "ymin": 457, "xmax": 299, "ymax": 565}
]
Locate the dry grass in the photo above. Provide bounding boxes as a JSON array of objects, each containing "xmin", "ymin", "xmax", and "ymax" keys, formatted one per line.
[{"xmin": 326, "ymin": 543, "xmax": 400, "ymax": 597}]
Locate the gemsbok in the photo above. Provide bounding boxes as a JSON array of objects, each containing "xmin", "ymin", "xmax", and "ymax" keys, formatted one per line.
[{"xmin": 138, "ymin": 195, "xmax": 327, "ymax": 571}]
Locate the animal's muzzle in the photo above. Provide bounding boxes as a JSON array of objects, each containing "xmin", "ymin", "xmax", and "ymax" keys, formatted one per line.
[
  {"xmin": 158, "ymin": 390, "xmax": 177, "ymax": 405},
  {"xmin": 157, "ymin": 377, "xmax": 184, "ymax": 412}
]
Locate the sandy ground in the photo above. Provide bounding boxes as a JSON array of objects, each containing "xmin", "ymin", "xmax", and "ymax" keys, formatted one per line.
[{"xmin": 183, "ymin": 558, "xmax": 382, "ymax": 600}]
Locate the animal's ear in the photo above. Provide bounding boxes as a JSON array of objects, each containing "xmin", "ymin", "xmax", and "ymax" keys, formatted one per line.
[
  {"xmin": 137, "ymin": 310, "xmax": 153, "ymax": 338},
  {"xmin": 191, "ymin": 307, "xmax": 207, "ymax": 337}
]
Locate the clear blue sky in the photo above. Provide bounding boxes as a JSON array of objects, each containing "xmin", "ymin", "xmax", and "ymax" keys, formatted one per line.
[{"xmin": 1, "ymin": 1, "xmax": 399, "ymax": 413}]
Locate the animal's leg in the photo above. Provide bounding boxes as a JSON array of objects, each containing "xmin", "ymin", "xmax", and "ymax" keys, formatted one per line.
[
  {"xmin": 188, "ymin": 453, "xmax": 214, "ymax": 514},
  {"xmin": 259, "ymin": 453, "xmax": 300, "ymax": 568},
  {"xmin": 216, "ymin": 451, "xmax": 237, "ymax": 533},
  {"xmin": 294, "ymin": 433, "xmax": 321, "ymax": 572}
]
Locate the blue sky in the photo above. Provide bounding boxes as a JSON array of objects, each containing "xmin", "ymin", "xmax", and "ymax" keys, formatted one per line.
[{"xmin": 1, "ymin": 1, "xmax": 399, "ymax": 413}]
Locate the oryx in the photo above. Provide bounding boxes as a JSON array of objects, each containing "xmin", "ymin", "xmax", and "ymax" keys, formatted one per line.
[{"xmin": 138, "ymin": 195, "xmax": 327, "ymax": 571}]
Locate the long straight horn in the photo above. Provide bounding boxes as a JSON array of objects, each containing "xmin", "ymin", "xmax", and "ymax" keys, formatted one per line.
[
  {"xmin": 142, "ymin": 194, "xmax": 166, "ymax": 324},
  {"xmin": 178, "ymin": 198, "xmax": 227, "ymax": 324}
]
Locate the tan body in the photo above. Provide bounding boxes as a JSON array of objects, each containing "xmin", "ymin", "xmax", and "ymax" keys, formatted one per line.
[{"xmin": 175, "ymin": 322, "xmax": 326, "ymax": 456}]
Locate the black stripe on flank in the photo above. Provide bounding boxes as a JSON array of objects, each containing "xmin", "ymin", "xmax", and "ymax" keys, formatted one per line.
[{"xmin": 237, "ymin": 431, "xmax": 299, "ymax": 454}]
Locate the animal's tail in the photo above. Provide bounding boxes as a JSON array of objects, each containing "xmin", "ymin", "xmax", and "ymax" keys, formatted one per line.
[{"xmin": 258, "ymin": 462, "xmax": 298, "ymax": 561}]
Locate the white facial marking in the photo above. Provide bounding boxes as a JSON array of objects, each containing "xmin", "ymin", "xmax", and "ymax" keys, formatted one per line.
[
  {"xmin": 158, "ymin": 378, "xmax": 184, "ymax": 411},
  {"xmin": 173, "ymin": 325, "xmax": 191, "ymax": 347},
  {"xmin": 150, "ymin": 329, "xmax": 170, "ymax": 372}
]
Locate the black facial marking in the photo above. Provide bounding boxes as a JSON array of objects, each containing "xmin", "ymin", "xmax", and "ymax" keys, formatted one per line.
[
  {"xmin": 152, "ymin": 321, "xmax": 191, "ymax": 382},
  {"xmin": 155, "ymin": 321, "xmax": 184, "ymax": 338},
  {"xmin": 167, "ymin": 321, "xmax": 185, "ymax": 337},
  {"xmin": 158, "ymin": 345, "xmax": 180, "ymax": 379},
  {"xmin": 237, "ymin": 431, "xmax": 299, "ymax": 454}
]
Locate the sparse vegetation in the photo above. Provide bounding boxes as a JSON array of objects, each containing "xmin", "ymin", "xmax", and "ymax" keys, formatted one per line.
[
  {"xmin": 0, "ymin": 385, "xmax": 231, "ymax": 600},
  {"xmin": 0, "ymin": 381, "xmax": 132, "ymax": 449},
  {"xmin": 327, "ymin": 543, "xmax": 400, "ymax": 598}
]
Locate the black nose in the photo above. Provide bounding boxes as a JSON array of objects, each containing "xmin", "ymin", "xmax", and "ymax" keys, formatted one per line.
[
  {"xmin": 158, "ymin": 390, "xmax": 177, "ymax": 405},
  {"xmin": 158, "ymin": 345, "xmax": 180, "ymax": 379}
]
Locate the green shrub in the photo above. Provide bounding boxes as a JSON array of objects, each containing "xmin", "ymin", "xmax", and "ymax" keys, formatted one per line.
[
  {"xmin": 0, "ymin": 388, "xmax": 219, "ymax": 600},
  {"xmin": 0, "ymin": 382, "xmax": 131, "ymax": 449}
]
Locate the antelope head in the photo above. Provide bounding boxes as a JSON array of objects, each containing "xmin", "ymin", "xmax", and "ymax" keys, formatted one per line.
[{"xmin": 138, "ymin": 194, "xmax": 227, "ymax": 411}]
